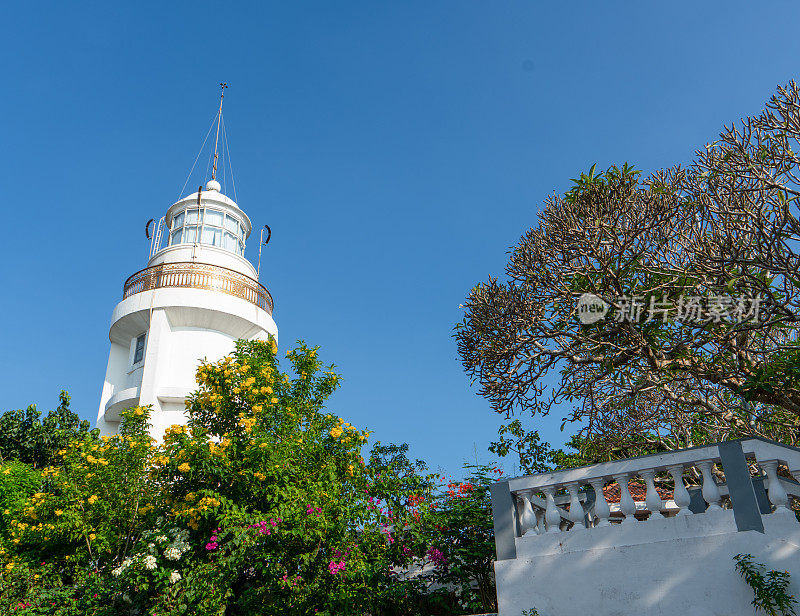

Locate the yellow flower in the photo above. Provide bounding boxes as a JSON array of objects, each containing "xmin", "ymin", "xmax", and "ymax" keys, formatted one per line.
[
  {"xmin": 330, "ymin": 427, "xmax": 343, "ymax": 438},
  {"xmin": 178, "ymin": 463, "xmax": 191, "ymax": 473},
  {"xmin": 259, "ymin": 442, "xmax": 268, "ymax": 449},
  {"xmin": 87, "ymin": 495, "xmax": 99, "ymax": 505},
  {"xmin": 54, "ymin": 509, "xmax": 63, "ymax": 516},
  {"xmin": 1, "ymin": 469, "xmax": 9, "ymax": 475},
  {"xmin": 134, "ymin": 408, "xmax": 144, "ymax": 416},
  {"xmin": 89, "ymin": 533, "xmax": 96, "ymax": 540},
  {"xmin": 270, "ymin": 397, "xmax": 278, "ymax": 404}
]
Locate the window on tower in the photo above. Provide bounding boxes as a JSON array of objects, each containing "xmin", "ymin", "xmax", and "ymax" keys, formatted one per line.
[
  {"xmin": 169, "ymin": 207, "xmax": 245, "ymax": 255},
  {"xmin": 133, "ymin": 334, "xmax": 146, "ymax": 365}
]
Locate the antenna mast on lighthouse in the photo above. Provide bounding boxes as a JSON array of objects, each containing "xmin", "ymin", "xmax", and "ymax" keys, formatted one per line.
[{"xmin": 211, "ymin": 82, "xmax": 228, "ymax": 181}]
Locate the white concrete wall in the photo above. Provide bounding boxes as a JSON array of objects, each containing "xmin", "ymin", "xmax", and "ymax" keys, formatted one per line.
[
  {"xmin": 147, "ymin": 244, "xmax": 258, "ymax": 279},
  {"xmin": 495, "ymin": 511, "xmax": 800, "ymax": 616}
]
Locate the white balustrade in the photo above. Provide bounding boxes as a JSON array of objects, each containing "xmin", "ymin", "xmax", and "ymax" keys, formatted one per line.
[
  {"xmin": 613, "ymin": 473, "xmax": 637, "ymax": 524},
  {"xmin": 696, "ymin": 460, "xmax": 723, "ymax": 512},
  {"xmin": 565, "ymin": 482, "xmax": 585, "ymax": 531},
  {"xmin": 589, "ymin": 478, "xmax": 611, "ymax": 527},
  {"xmin": 504, "ymin": 438, "xmax": 800, "ymax": 545},
  {"xmin": 667, "ymin": 464, "xmax": 692, "ymax": 516},
  {"xmin": 542, "ymin": 486, "xmax": 563, "ymax": 533},
  {"xmin": 760, "ymin": 460, "xmax": 791, "ymax": 513},
  {"xmin": 640, "ymin": 469, "xmax": 664, "ymax": 519}
]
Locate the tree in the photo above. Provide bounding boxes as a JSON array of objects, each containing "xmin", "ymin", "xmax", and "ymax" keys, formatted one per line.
[
  {"xmin": 456, "ymin": 83, "xmax": 800, "ymax": 450},
  {"xmin": 0, "ymin": 391, "xmax": 96, "ymax": 469}
]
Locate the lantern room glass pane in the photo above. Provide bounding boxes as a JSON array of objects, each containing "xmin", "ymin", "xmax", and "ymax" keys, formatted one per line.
[
  {"xmin": 224, "ymin": 215, "xmax": 239, "ymax": 233},
  {"xmin": 201, "ymin": 226, "xmax": 222, "ymax": 247},
  {"xmin": 223, "ymin": 231, "xmax": 237, "ymax": 252},
  {"xmin": 184, "ymin": 225, "xmax": 198, "ymax": 243},
  {"xmin": 173, "ymin": 212, "xmax": 184, "ymax": 229},
  {"xmin": 186, "ymin": 209, "xmax": 200, "ymax": 225},
  {"xmin": 205, "ymin": 209, "xmax": 224, "ymax": 227},
  {"xmin": 170, "ymin": 229, "xmax": 182, "ymax": 245}
]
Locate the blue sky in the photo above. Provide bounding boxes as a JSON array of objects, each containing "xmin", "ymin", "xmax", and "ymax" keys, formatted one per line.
[{"xmin": 3, "ymin": 1, "xmax": 800, "ymax": 478}]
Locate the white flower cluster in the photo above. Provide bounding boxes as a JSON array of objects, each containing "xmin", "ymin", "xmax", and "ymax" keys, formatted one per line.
[
  {"xmin": 112, "ymin": 557, "xmax": 134, "ymax": 578},
  {"xmin": 164, "ymin": 529, "xmax": 190, "ymax": 561},
  {"xmin": 111, "ymin": 526, "xmax": 189, "ymax": 578}
]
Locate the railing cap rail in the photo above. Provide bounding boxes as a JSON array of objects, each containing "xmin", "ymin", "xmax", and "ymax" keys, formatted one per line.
[{"xmin": 501, "ymin": 437, "xmax": 800, "ymax": 493}]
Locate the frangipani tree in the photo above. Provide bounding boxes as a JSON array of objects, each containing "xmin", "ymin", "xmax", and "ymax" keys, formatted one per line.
[{"xmin": 457, "ymin": 82, "xmax": 800, "ymax": 451}]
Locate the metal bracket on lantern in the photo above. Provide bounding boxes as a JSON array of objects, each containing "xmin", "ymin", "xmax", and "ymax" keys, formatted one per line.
[{"xmin": 257, "ymin": 224, "xmax": 272, "ymax": 281}]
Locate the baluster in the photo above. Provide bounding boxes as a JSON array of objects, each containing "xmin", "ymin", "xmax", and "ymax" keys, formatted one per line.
[
  {"xmin": 613, "ymin": 474, "xmax": 637, "ymax": 523},
  {"xmin": 565, "ymin": 482, "xmax": 585, "ymax": 531},
  {"xmin": 517, "ymin": 490, "xmax": 538, "ymax": 536},
  {"xmin": 535, "ymin": 508, "xmax": 545, "ymax": 535},
  {"xmin": 696, "ymin": 460, "xmax": 722, "ymax": 512},
  {"xmin": 667, "ymin": 464, "xmax": 692, "ymax": 516},
  {"xmin": 760, "ymin": 460, "xmax": 791, "ymax": 514},
  {"xmin": 588, "ymin": 478, "xmax": 611, "ymax": 527},
  {"xmin": 640, "ymin": 469, "xmax": 664, "ymax": 519},
  {"xmin": 541, "ymin": 486, "xmax": 562, "ymax": 533}
]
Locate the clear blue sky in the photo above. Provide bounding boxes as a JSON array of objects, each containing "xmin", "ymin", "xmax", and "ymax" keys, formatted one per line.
[{"xmin": 2, "ymin": 1, "xmax": 800, "ymax": 478}]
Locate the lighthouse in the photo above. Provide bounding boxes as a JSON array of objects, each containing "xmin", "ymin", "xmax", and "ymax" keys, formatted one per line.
[{"xmin": 96, "ymin": 86, "xmax": 277, "ymax": 438}]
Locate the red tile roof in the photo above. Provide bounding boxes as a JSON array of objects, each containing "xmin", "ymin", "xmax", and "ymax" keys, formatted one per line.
[{"xmin": 602, "ymin": 481, "xmax": 672, "ymax": 503}]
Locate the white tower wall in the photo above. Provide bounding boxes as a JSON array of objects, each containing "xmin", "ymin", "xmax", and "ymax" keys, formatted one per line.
[{"xmin": 96, "ymin": 182, "xmax": 276, "ymax": 439}]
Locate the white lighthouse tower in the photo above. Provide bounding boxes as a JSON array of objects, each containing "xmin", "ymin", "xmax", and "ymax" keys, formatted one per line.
[{"xmin": 96, "ymin": 86, "xmax": 277, "ymax": 438}]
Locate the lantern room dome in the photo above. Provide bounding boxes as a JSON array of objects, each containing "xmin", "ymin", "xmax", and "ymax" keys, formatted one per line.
[{"xmin": 160, "ymin": 187, "xmax": 253, "ymax": 260}]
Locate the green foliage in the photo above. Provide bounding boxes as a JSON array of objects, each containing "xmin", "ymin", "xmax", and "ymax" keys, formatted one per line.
[
  {"xmin": 417, "ymin": 464, "xmax": 499, "ymax": 613},
  {"xmin": 0, "ymin": 462, "xmax": 41, "ymax": 542},
  {"xmin": 488, "ymin": 417, "xmax": 672, "ymax": 474},
  {"xmin": 0, "ymin": 391, "xmax": 97, "ymax": 469},
  {"xmin": 489, "ymin": 419, "xmax": 559, "ymax": 474},
  {"xmin": 0, "ymin": 340, "xmax": 490, "ymax": 616},
  {"xmin": 734, "ymin": 553, "xmax": 798, "ymax": 615}
]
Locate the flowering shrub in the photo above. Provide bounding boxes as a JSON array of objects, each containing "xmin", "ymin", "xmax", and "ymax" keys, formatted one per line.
[
  {"xmin": 393, "ymin": 464, "xmax": 500, "ymax": 614},
  {"xmin": 0, "ymin": 340, "xmax": 444, "ymax": 615}
]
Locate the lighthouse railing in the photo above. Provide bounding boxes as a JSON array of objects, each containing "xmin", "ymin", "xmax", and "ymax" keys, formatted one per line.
[{"xmin": 123, "ymin": 262, "xmax": 274, "ymax": 314}]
